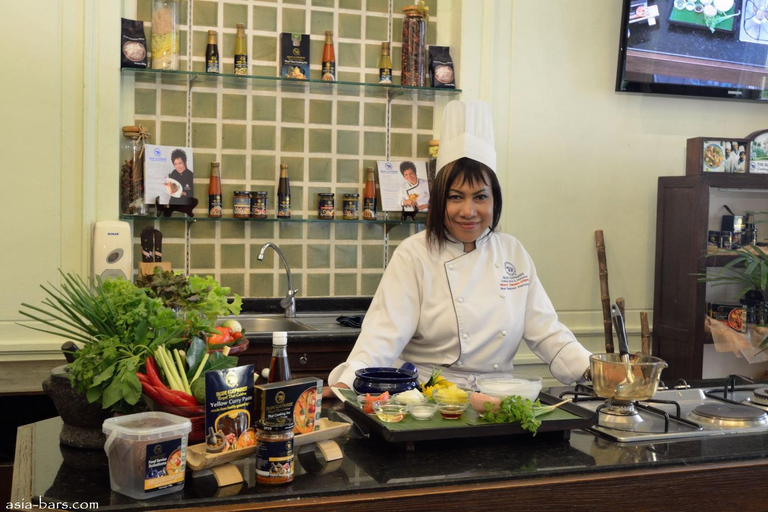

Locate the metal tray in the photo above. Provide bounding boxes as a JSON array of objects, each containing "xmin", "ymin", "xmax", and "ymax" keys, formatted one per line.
[{"xmin": 341, "ymin": 390, "xmax": 595, "ymax": 443}]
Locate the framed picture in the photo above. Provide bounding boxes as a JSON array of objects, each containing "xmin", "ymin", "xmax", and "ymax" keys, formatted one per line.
[
  {"xmin": 376, "ymin": 160, "xmax": 430, "ymax": 212},
  {"xmin": 145, "ymin": 145, "xmax": 195, "ymax": 205},
  {"xmin": 746, "ymin": 129, "xmax": 768, "ymax": 174},
  {"xmin": 685, "ymin": 137, "xmax": 749, "ymax": 175}
]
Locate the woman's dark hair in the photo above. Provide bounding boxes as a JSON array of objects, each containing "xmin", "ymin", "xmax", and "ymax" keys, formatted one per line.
[
  {"xmin": 171, "ymin": 148, "xmax": 187, "ymax": 165},
  {"xmin": 399, "ymin": 161, "xmax": 417, "ymax": 175},
  {"xmin": 426, "ymin": 157, "xmax": 502, "ymax": 252}
]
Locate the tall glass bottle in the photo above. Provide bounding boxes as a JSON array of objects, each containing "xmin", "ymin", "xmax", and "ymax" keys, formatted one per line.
[
  {"xmin": 363, "ymin": 167, "xmax": 377, "ymax": 220},
  {"xmin": 267, "ymin": 332, "xmax": 292, "ymax": 383},
  {"xmin": 234, "ymin": 23, "xmax": 247, "ymax": 75},
  {"xmin": 321, "ymin": 31, "xmax": 336, "ymax": 81},
  {"xmin": 401, "ymin": 6, "xmax": 426, "ymax": 86},
  {"xmin": 208, "ymin": 162, "xmax": 222, "ymax": 218},
  {"xmin": 378, "ymin": 42, "xmax": 392, "ymax": 84},
  {"xmin": 150, "ymin": 0, "xmax": 179, "ymax": 70},
  {"xmin": 205, "ymin": 30, "xmax": 219, "ymax": 73},
  {"xmin": 277, "ymin": 164, "xmax": 291, "ymax": 218}
]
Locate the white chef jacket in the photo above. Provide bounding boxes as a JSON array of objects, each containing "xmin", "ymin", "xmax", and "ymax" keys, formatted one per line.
[
  {"xmin": 399, "ymin": 178, "xmax": 430, "ymax": 211},
  {"xmin": 328, "ymin": 229, "xmax": 592, "ymax": 390}
]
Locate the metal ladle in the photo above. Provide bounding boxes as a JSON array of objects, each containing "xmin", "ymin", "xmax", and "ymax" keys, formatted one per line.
[{"xmin": 611, "ymin": 304, "xmax": 640, "ymax": 397}]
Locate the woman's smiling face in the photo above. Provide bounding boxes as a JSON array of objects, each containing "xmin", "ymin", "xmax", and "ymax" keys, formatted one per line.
[{"xmin": 444, "ymin": 170, "xmax": 494, "ymax": 252}]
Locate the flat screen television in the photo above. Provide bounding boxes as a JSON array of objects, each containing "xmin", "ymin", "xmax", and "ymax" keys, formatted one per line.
[{"xmin": 616, "ymin": 0, "xmax": 768, "ymax": 102}]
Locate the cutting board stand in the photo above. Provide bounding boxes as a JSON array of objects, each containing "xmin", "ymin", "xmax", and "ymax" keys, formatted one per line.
[{"xmin": 138, "ymin": 261, "xmax": 172, "ymax": 277}]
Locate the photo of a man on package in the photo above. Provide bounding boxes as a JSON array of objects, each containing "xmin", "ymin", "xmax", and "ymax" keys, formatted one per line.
[{"xmin": 398, "ymin": 161, "xmax": 430, "ymax": 212}]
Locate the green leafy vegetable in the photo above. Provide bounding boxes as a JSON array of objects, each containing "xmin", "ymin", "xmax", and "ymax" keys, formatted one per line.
[{"xmin": 479, "ymin": 396, "xmax": 572, "ymax": 435}]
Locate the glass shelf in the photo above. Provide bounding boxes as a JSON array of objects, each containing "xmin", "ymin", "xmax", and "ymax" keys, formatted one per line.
[
  {"xmin": 120, "ymin": 214, "xmax": 426, "ymax": 226},
  {"xmin": 122, "ymin": 68, "xmax": 462, "ymax": 101}
]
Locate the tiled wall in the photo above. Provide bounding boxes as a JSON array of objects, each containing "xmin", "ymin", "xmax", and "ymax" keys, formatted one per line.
[{"xmin": 128, "ymin": 0, "xmax": 439, "ymax": 298}]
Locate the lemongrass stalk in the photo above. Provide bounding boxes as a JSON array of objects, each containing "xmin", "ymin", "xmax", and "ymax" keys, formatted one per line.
[
  {"xmin": 156, "ymin": 346, "xmax": 181, "ymax": 391},
  {"xmin": 173, "ymin": 348, "xmax": 192, "ymax": 395},
  {"xmin": 189, "ymin": 352, "xmax": 210, "ymax": 385}
]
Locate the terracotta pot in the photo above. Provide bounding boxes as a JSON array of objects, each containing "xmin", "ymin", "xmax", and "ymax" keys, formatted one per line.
[{"xmin": 42, "ymin": 365, "xmax": 111, "ymax": 449}]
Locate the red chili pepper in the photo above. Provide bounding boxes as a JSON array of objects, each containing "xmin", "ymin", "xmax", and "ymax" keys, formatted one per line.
[
  {"xmin": 145, "ymin": 356, "xmax": 166, "ymax": 389},
  {"xmin": 167, "ymin": 388, "xmax": 199, "ymax": 406},
  {"xmin": 154, "ymin": 385, "xmax": 195, "ymax": 408},
  {"xmin": 136, "ymin": 372, "xmax": 150, "ymax": 385},
  {"xmin": 141, "ymin": 381, "xmax": 170, "ymax": 406}
]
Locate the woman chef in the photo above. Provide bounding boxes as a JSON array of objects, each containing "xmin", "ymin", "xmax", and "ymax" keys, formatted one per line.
[{"xmin": 327, "ymin": 100, "xmax": 592, "ymax": 392}]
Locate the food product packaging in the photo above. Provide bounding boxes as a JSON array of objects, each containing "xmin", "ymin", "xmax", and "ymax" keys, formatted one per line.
[
  {"xmin": 204, "ymin": 365, "xmax": 255, "ymax": 453},
  {"xmin": 428, "ymin": 46, "xmax": 455, "ymax": 88},
  {"xmin": 102, "ymin": 412, "xmax": 191, "ymax": 500},
  {"xmin": 255, "ymin": 377, "xmax": 322, "ymax": 434},
  {"xmin": 121, "ymin": 18, "xmax": 148, "ymax": 69},
  {"xmin": 279, "ymin": 33, "xmax": 309, "ymax": 79}
]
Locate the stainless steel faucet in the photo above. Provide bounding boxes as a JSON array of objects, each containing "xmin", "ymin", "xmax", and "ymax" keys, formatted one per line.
[{"xmin": 257, "ymin": 242, "xmax": 297, "ymax": 318}]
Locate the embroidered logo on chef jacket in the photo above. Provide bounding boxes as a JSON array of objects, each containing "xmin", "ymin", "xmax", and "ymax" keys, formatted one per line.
[{"xmin": 500, "ymin": 261, "xmax": 529, "ymax": 291}]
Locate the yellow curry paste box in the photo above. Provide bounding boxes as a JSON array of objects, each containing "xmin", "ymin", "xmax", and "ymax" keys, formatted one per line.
[{"xmin": 254, "ymin": 377, "xmax": 322, "ymax": 435}]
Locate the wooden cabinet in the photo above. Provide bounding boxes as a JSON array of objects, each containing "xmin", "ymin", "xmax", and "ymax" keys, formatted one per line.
[
  {"xmin": 238, "ymin": 338, "xmax": 356, "ymax": 383},
  {"xmin": 653, "ymin": 174, "xmax": 768, "ymax": 380}
]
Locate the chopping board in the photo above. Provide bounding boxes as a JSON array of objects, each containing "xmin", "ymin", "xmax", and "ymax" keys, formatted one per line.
[{"xmin": 340, "ymin": 389, "xmax": 595, "ymax": 443}]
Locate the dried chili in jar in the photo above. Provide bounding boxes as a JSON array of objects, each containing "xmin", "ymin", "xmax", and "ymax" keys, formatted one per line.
[{"xmin": 401, "ymin": 5, "xmax": 427, "ymax": 87}]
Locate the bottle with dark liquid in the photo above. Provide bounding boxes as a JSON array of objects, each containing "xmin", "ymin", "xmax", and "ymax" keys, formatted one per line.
[
  {"xmin": 363, "ymin": 167, "xmax": 377, "ymax": 220},
  {"xmin": 267, "ymin": 331, "xmax": 292, "ymax": 383},
  {"xmin": 277, "ymin": 163, "xmax": 291, "ymax": 218},
  {"xmin": 234, "ymin": 23, "xmax": 247, "ymax": 75},
  {"xmin": 208, "ymin": 161, "xmax": 222, "ymax": 218},
  {"xmin": 321, "ymin": 31, "xmax": 336, "ymax": 81},
  {"xmin": 205, "ymin": 30, "xmax": 219, "ymax": 73},
  {"xmin": 378, "ymin": 42, "xmax": 392, "ymax": 84}
]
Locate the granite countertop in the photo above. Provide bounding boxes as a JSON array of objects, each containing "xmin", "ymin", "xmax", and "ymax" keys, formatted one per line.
[{"xmin": 15, "ymin": 401, "xmax": 768, "ymax": 511}]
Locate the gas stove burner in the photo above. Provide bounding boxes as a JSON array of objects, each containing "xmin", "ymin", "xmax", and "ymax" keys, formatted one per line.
[
  {"xmin": 688, "ymin": 403, "xmax": 768, "ymax": 429},
  {"xmin": 749, "ymin": 388, "xmax": 768, "ymax": 406},
  {"xmin": 597, "ymin": 401, "xmax": 644, "ymax": 430}
]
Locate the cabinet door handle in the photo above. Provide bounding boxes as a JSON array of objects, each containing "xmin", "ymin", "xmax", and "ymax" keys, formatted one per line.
[{"xmin": 299, "ymin": 354, "xmax": 308, "ymax": 365}]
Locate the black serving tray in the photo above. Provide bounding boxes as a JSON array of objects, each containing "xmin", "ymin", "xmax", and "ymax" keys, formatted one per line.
[{"xmin": 342, "ymin": 390, "xmax": 595, "ymax": 443}]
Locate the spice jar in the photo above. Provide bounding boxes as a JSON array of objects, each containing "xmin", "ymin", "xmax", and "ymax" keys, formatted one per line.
[
  {"xmin": 427, "ymin": 139, "xmax": 439, "ymax": 184},
  {"xmin": 120, "ymin": 126, "xmax": 148, "ymax": 215},
  {"xmin": 255, "ymin": 420, "xmax": 294, "ymax": 485},
  {"xmin": 150, "ymin": 0, "xmax": 179, "ymax": 70},
  {"xmin": 233, "ymin": 191, "xmax": 251, "ymax": 218},
  {"xmin": 318, "ymin": 193, "xmax": 335, "ymax": 219},
  {"xmin": 401, "ymin": 5, "xmax": 427, "ymax": 86},
  {"xmin": 251, "ymin": 191, "xmax": 267, "ymax": 219},
  {"xmin": 343, "ymin": 194, "xmax": 360, "ymax": 220}
]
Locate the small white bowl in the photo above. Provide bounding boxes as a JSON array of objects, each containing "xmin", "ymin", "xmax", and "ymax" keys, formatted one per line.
[
  {"xmin": 409, "ymin": 403, "xmax": 438, "ymax": 420},
  {"xmin": 393, "ymin": 390, "xmax": 428, "ymax": 406}
]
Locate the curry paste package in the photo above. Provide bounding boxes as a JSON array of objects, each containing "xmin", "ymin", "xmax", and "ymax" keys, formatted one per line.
[
  {"xmin": 279, "ymin": 33, "xmax": 310, "ymax": 79},
  {"xmin": 204, "ymin": 365, "xmax": 255, "ymax": 453},
  {"xmin": 255, "ymin": 377, "xmax": 322, "ymax": 435}
]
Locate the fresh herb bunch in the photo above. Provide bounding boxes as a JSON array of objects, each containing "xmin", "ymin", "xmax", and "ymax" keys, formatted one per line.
[
  {"xmin": 480, "ymin": 396, "xmax": 571, "ymax": 435},
  {"xmin": 19, "ymin": 271, "xmax": 189, "ymax": 412},
  {"xmin": 136, "ymin": 268, "xmax": 243, "ymax": 335}
]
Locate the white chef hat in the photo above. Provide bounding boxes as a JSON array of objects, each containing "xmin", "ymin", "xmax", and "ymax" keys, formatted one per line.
[
  {"xmin": 725, "ymin": 142, "xmax": 732, "ymax": 150},
  {"xmin": 436, "ymin": 100, "xmax": 497, "ymax": 174}
]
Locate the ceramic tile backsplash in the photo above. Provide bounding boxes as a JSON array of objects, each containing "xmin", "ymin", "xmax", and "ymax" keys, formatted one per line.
[{"xmin": 131, "ymin": 0, "xmax": 436, "ymax": 298}]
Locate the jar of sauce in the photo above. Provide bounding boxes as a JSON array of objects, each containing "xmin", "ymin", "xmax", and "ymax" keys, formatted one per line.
[
  {"xmin": 251, "ymin": 191, "xmax": 267, "ymax": 219},
  {"xmin": 255, "ymin": 420, "xmax": 294, "ymax": 485},
  {"xmin": 318, "ymin": 193, "xmax": 335, "ymax": 219},
  {"xmin": 233, "ymin": 191, "xmax": 251, "ymax": 218},
  {"xmin": 343, "ymin": 193, "xmax": 360, "ymax": 220}
]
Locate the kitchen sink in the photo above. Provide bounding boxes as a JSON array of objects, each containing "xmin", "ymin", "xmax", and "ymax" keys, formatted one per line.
[{"xmin": 235, "ymin": 316, "xmax": 314, "ymax": 333}]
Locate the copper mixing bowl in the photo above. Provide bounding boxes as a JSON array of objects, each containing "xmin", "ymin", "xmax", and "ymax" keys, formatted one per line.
[{"xmin": 590, "ymin": 353, "xmax": 668, "ymax": 401}]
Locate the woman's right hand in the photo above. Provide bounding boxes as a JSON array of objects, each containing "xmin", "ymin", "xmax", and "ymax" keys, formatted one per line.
[{"xmin": 322, "ymin": 382, "xmax": 349, "ymax": 398}]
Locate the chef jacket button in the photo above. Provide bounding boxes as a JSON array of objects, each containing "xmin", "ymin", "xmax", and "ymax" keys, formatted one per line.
[
  {"xmin": 501, "ymin": 330, "xmax": 508, "ymax": 336},
  {"xmin": 462, "ymin": 333, "xmax": 468, "ymax": 339},
  {"xmin": 495, "ymin": 263, "xmax": 501, "ymax": 268},
  {"xmin": 457, "ymin": 297, "xmax": 464, "ymax": 303},
  {"xmin": 500, "ymin": 293, "xmax": 506, "ymax": 298},
  {"xmin": 493, "ymin": 364, "xmax": 499, "ymax": 370},
  {"xmin": 448, "ymin": 265, "xmax": 454, "ymax": 271},
  {"xmin": 456, "ymin": 361, "xmax": 462, "ymax": 366}
]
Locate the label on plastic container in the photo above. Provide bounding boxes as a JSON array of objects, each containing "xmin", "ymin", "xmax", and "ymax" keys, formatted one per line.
[{"xmin": 144, "ymin": 437, "xmax": 186, "ymax": 491}]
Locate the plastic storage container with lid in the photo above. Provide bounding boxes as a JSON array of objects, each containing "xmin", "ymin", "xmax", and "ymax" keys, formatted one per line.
[{"xmin": 102, "ymin": 412, "xmax": 191, "ymax": 500}]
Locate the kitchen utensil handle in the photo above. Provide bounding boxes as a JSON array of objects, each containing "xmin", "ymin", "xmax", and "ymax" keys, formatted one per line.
[
  {"xmin": 611, "ymin": 304, "xmax": 630, "ymax": 356},
  {"xmin": 140, "ymin": 226, "xmax": 155, "ymax": 263},
  {"xmin": 640, "ymin": 312, "xmax": 651, "ymax": 356},
  {"xmin": 153, "ymin": 229, "xmax": 163, "ymax": 262}
]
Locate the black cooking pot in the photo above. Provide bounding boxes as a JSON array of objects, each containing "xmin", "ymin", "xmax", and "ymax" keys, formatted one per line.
[{"xmin": 353, "ymin": 363, "xmax": 419, "ymax": 395}]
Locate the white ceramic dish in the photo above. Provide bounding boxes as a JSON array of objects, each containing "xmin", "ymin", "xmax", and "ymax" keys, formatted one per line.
[
  {"xmin": 476, "ymin": 373, "xmax": 543, "ymax": 402},
  {"xmin": 713, "ymin": 0, "xmax": 734, "ymax": 12}
]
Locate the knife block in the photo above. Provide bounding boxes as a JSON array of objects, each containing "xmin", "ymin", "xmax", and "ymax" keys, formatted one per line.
[{"xmin": 138, "ymin": 261, "xmax": 172, "ymax": 277}]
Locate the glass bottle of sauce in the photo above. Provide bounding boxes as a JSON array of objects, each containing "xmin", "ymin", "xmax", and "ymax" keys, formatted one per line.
[
  {"xmin": 208, "ymin": 162, "xmax": 222, "ymax": 218},
  {"xmin": 378, "ymin": 42, "xmax": 392, "ymax": 84},
  {"xmin": 267, "ymin": 331, "xmax": 292, "ymax": 383},
  {"xmin": 321, "ymin": 31, "xmax": 336, "ymax": 81},
  {"xmin": 277, "ymin": 164, "xmax": 291, "ymax": 219},
  {"xmin": 205, "ymin": 30, "xmax": 219, "ymax": 73},
  {"xmin": 401, "ymin": 6, "xmax": 426, "ymax": 86},
  {"xmin": 363, "ymin": 167, "xmax": 377, "ymax": 220},
  {"xmin": 427, "ymin": 139, "xmax": 439, "ymax": 186},
  {"xmin": 234, "ymin": 23, "xmax": 247, "ymax": 75}
]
